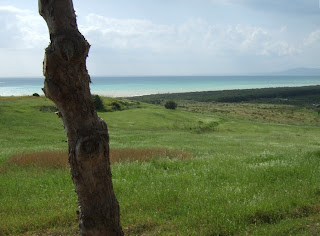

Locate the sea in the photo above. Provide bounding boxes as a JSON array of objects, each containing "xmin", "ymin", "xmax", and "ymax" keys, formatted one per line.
[{"xmin": 0, "ymin": 76, "xmax": 320, "ymax": 97}]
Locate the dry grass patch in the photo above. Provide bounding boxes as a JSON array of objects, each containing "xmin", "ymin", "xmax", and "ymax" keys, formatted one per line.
[
  {"xmin": 8, "ymin": 148, "xmax": 192, "ymax": 168},
  {"xmin": 8, "ymin": 151, "xmax": 68, "ymax": 168}
]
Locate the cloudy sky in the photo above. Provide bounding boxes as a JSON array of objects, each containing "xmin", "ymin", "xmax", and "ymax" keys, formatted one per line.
[{"xmin": 0, "ymin": 0, "xmax": 319, "ymax": 77}]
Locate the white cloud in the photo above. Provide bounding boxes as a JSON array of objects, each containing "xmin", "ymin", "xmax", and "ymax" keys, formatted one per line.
[
  {"xmin": 304, "ymin": 29, "xmax": 320, "ymax": 45},
  {"xmin": 79, "ymin": 14, "xmax": 300, "ymax": 58},
  {"xmin": 0, "ymin": 5, "xmax": 28, "ymax": 14},
  {"xmin": 210, "ymin": 0, "xmax": 318, "ymax": 14},
  {"xmin": 260, "ymin": 41, "xmax": 300, "ymax": 56},
  {"xmin": 0, "ymin": 4, "xmax": 317, "ymax": 76},
  {"xmin": 0, "ymin": 5, "xmax": 48, "ymax": 49},
  {"xmin": 80, "ymin": 14, "xmax": 175, "ymax": 52},
  {"xmin": 223, "ymin": 25, "xmax": 269, "ymax": 53},
  {"xmin": 0, "ymin": 5, "xmax": 48, "ymax": 77}
]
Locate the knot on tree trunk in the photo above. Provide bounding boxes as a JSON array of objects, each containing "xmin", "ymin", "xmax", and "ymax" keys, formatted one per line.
[
  {"xmin": 76, "ymin": 135, "xmax": 104, "ymax": 160},
  {"xmin": 45, "ymin": 31, "xmax": 89, "ymax": 64}
]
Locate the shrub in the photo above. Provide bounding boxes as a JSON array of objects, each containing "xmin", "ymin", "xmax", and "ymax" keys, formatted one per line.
[
  {"xmin": 92, "ymin": 94, "xmax": 105, "ymax": 111},
  {"xmin": 39, "ymin": 105, "xmax": 58, "ymax": 113},
  {"xmin": 32, "ymin": 93, "xmax": 40, "ymax": 97},
  {"xmin": 165, "ymin": 100, "xmax": 177, "ymax": 110},
  {"xmin": 150, "ymin": 99, "xmax": 162, "ymax": 104},
  {"xmin": 111, "ymin": 102, "xmax": 121, "ymax": 111}
]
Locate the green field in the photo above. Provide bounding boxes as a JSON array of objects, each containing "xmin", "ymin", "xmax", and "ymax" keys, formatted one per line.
[{"xmin": 1, "ymin": 90, "xmax": 320, "ymax": 235}]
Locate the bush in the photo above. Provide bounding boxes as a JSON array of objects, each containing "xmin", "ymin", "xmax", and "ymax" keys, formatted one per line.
[
  {"xmin": 111, "ymin": 102, "xmax": 121, "ymax": 111},
  {"xmin": 92, "ymin": 94, "xmax": 105, "ymax": 111},
  {"xmin": 38, "ymin": 105, "xmax": 58, "ymax": 112},
  {"xmin": 150, "ymin": 99, "xmax": 162, "ymax": 104},
  {"xmin": 32, "ymin": 93, "xmax": 40, "ymax": 97},
  {"xmin": 165, "ymin": 100, "xmax": 177, "ymax": 110}
]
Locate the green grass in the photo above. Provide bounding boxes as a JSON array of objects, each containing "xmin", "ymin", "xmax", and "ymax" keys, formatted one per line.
[{"xmin": 1, "ymin": 95, "xmax": 320, "ymax": 235}]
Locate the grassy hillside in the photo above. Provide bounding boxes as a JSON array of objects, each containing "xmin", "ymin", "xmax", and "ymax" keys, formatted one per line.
[{"xmin": 1, "ymin": 95, "xmax": 320, "ymax": 235}]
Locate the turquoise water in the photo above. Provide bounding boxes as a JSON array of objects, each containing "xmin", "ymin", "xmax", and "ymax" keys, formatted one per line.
[{"xmin": 1, "ymin": 76, "xmax": 320, "ymax": 97}]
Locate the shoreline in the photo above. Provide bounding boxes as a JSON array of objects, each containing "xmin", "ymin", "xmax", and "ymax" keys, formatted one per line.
[
  {"xmin": 1, "ymin": 84, "xmax": 320, "ymax": 100},
  {"xmin": 1, "ymin": 75, "xmax": 320, "ymax": 97}
]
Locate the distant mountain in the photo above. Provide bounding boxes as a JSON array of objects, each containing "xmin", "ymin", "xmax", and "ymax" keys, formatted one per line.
[{"xmin": 271, "ymin": 67, "xmax": 320, "ymax": 76}]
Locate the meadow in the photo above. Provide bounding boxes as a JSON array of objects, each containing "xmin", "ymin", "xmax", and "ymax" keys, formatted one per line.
[{"xmin": 1, "ymin": 90, "xmax": 320, "ymax": 235}]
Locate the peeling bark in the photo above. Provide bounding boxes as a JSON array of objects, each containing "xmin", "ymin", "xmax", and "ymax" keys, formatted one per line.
[{"xmin": 39, "ymin": 1, "xmax": 123, "ymax": 235}]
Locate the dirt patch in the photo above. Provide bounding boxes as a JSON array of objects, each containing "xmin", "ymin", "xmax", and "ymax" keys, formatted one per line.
[{"xmin": 8, "ymin": 148, "xmax": 192, "ymax": 168}]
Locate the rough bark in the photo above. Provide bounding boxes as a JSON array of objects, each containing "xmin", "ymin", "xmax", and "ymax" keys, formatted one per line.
[{"xmin": 38, "ymin": 1, "xmax": 123, "ymax": 235}]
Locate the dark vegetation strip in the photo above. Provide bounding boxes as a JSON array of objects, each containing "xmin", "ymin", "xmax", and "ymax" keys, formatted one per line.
[{"xmin": 128, "ymin": 85, "xmax": 320, "ymax": 107}]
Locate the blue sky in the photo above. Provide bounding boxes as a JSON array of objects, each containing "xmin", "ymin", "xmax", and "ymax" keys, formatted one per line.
[{"xmin": 0, "ymin": 0, "xmax": 319, "ymax": 77}]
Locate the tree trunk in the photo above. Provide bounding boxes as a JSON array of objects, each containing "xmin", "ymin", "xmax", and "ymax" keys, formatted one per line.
[{"xmin": 38, "ymin": 1, "xmax": 123, "ymax": 235}]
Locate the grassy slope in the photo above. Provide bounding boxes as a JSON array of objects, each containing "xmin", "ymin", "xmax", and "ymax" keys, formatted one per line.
[{"xmin": 0, "ymin": 96, "xmax": 320, "ymax": 235}]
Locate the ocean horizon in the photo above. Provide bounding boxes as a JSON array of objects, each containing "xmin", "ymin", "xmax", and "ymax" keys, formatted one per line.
[{"xmin": 1, "ymin": 75, "xmax": 320, "ymax": 97}]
